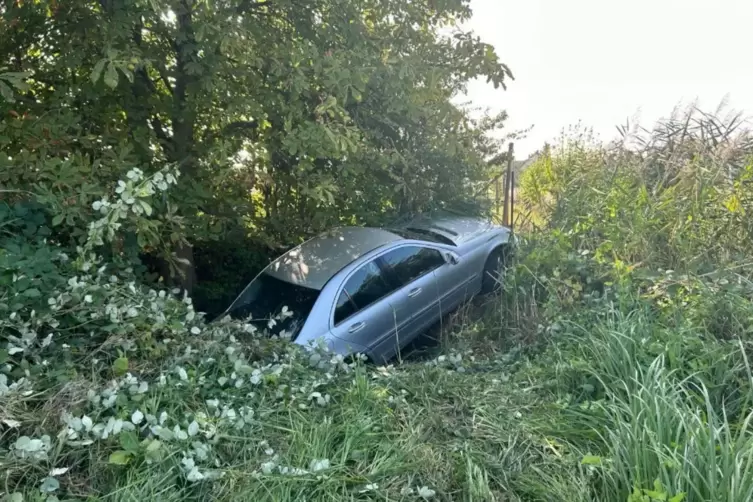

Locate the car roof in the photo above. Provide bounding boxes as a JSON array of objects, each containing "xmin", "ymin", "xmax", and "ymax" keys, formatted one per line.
[
  {"xmin": 264, "ymin": 227, "xmax": 402, "ymax": 290},
  {"xmin": 398, "ymin": 213, "xmax": 494, "ymax": 246}
]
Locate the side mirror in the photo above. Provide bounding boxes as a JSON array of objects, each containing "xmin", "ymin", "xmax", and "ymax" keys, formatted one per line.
[{"xmin": 445, "ymin": 252, "xmax": 461, "ymax": 265}]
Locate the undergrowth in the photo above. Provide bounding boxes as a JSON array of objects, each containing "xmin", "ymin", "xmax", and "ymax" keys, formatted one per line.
[{"xmin": 3, "ymin": 105, "xmax": 753, "ymax": 501}]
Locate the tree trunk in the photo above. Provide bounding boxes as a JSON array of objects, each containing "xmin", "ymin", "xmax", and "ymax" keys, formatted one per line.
[
  {"xmin": 173, "ymin": 241, "xmax": 197, "ymax": 294},
  {"xmin": 167, "ymin": 0, "xmax": 199, "ymax": 295}
]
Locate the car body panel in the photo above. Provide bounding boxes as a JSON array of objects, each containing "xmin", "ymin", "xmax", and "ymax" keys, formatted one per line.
[
  {"xmin": 396, "ymin": 212, "xmax": 498, "ymax": 246},
  {"xmin": 223, "ymin": 215, "xmax": 512, "ymax": 360},
  {"xmin": 434, "ymin": 251, "xmax": 479, "ymax": 314},
  {"xmin": 329, "ymin": 293, "xmax": 396, "ymax": 360},
  {"xmin": 373, "ymin": 267, "xmax": 441, "ymax": 362}
]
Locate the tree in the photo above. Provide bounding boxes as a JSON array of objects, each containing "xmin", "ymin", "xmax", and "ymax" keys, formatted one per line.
[{"xmin": 0, "ymin": 0, "xmax": 512, "ymax": 293}]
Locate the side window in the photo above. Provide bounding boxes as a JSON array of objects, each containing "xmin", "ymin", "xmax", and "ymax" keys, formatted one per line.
[
  {"xmin": 334, "ymin": 261, "xmax": 395, "ymax": 325},
  {"xmin": 380, "ymin": 246, "xmax": 445, "ymax": 286}
]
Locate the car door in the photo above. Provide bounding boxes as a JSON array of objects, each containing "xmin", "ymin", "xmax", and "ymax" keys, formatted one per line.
[
  {"xmin": 329, "ymin": 260, "xmax": 399, "ymax": 360},
  {"xmin": 375, "ymin": 245, "xmax": 444, "ymax": 357},
  {"xmin": 433, "ymin": 249, "xmax": 480, "ymax": 314}
]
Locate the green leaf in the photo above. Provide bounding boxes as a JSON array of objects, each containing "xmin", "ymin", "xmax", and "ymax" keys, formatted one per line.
[
  {"xmin": 119, "ymin": 64, "xmax": 134, "ymax": 83},
  {"xmin": 139, "ymin": 200, "xmax": 152, "ymax": 216},
  {"xmin": 669, "ymin": 494, "xmax": 686, "ymax": 502},
  {"xmin": 644, "ymin": 492, "xmax": 667, "ymax": 501},
  {"xmin": 645, "ymin": 480, "xmax": 668, "ymax": 501},
  {"xmin": 119, "ymin": 431, "xmax": 140, "ymax": 452},
  {"xmin": 108, "ymin": 450, "xmax": 131, "ymax": 465},
  {"xmin": 0, "ymin": 80, "xmax": 15, "ymax": 102},
  {"xmin": 323, "ymin": 126, "xmax": 338, "ymax": 148},
  {"xmin": 1, "ymin": 72, "xmax": 30, "ymax": 80},
  {"xmin": 23, "ymin": 288, "xmax": 41, "ymax": 298},
  {"xmin": 145, "ymin": 439, "xmax": 163, "ymax": 461},
  {"xmin": 104, "ymin": 63, "xmax": 119, "ymax": 89},
  {"xmin": 112, "ymin": 357, "xmax": 129, "ymax": 375},
  {"xmin": 51, "ymin": 214, "xmax": 64, "ymax": 226},
  {"xmin": 40, "ymin": 476, "xmax": 60, "ymax": 493},
  {"xmin": 580, "ymin": 455, "xmax": 602, "ymax": 466},
  {"xmin": 91, "ymin": 59, "xmax": 106, "ymax": 84}
]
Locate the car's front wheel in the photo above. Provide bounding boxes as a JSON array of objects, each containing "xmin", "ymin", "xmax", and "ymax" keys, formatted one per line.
[{"xmin": 481, "ymin": 247, "xmax": 506, "ymax": 294}]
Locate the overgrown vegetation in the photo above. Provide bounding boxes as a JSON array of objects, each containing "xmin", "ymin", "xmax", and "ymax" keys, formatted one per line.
[
  {"xmin": 2, "ymin": 1, "xmax": 753, "ymax": 501},
  {"xmin": 0, "ymin": 0, "xmax": 513, "ymax": 314},
  {"xmin": 503, "ymin": 105, "xmax": 753, "ymax": 501}
]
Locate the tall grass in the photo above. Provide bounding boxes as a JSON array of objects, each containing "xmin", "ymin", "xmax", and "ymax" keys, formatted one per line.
[
  {"xmin": 519, "ymin": 104, "xmax": 753, "ymax": 271},
  {"xmin": 561, "ymin": 312, "xmax": 753, "ymax": 501},
  {"xmin": 492, "ymin": 103, "xmax": 753, "ymax": 501}
]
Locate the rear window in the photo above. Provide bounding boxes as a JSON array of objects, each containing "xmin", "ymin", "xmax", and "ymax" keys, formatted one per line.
[
  {"xmin": 387, "ymin": 227, "xmax": 456, "ymax": 246},
  {"xmin": 226, "ymin": 272, "xmax": 319, "ymax": 339}
]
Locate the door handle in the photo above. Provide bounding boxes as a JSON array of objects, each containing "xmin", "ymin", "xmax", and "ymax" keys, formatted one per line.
[
  {"xmin": 408, "ymin": 287, "xmax": 422, "ymax": 298},
  {"xmin": 348, "ymin": 321, "xmax": 366, "ymax": 334}
]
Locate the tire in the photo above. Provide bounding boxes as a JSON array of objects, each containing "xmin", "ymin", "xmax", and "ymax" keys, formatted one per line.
[{"xmin": 481, "ymin": 247, "xmax": 506, "ymax": 294}]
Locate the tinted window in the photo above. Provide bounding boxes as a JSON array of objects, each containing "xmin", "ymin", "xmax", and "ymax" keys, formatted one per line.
[
  {"xmin": 334, "ymin": 261, "xmax": 394, "ymax": 325},
  {"xmin": 226, "ymin": 272, "xmax": 319, "ymax": 339},
  {"xmin": 380, "ymin": 246, "xmax": 445, "ymax": 286}
]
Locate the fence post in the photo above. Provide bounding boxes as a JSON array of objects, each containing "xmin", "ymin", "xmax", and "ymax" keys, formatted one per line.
[
  {"xmin": 494, "ymin": 173, "xmax": 500, "ymax": 216},
  {"xmin": 510, "ymin": 172, "xmax": 515, "ymax": 230},
  {"xmin": 502, "ymin": 142, "xmax": 514, "ymax": 227}
]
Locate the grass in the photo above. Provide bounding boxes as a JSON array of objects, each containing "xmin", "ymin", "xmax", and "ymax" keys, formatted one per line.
[
  {"xmin": 86, "ymin": 290, "xmax": 753, "ymax": 502},
  {"xmin": 5, "ymin": 259, "xmax": 753, "ymax": 501},
  {"xmin": 553, "ymin": 311, "xmax": 753, "ymax": 502},
  {"xmin": 4, "ymin": 263, "xmax": 753, "ymax": 501},
  {"xmin": 60, "ymin": 345, "xmax": 544, "ymax": 501}
]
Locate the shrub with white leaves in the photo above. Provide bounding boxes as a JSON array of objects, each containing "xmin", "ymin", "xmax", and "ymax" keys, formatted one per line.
[
  {"xmin": 13, "ymin": 435, "xmax": 52, "ymax": 462},
  {"xmin": 87, "ymin": 167, "xmax": 179, "ymax": 248},
  {"xmin": 0, "ymin": 165, "xmax": 378, "ymax": 499}
]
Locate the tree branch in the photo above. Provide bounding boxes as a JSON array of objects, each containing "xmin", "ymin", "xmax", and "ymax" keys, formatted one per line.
[
  {"xmin": 236, "ymin": 0, "xmax": 273, "ymax": 13},
  {"xmin": 223, "ymin": 120, "xmax": 259, "ymax": 137},
  {"xmin": 135, "ymin": 67, "xmax": 157, "ymax": 93},
  {"xmin": 155, "ymin": 62, "xmax": 174, "ymax": 95},
  {"xmin": 150, "ymin": 116, "xmax": 173, "ymax": 154},
  {"xmin": 200, "ymin": 120, "xmax": 259, "ymax": 147}
]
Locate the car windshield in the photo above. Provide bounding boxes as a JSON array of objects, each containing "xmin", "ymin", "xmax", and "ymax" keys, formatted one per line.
[{"xmin": 225, "ymin": 272, "xmax": 319, "ymax": 339}]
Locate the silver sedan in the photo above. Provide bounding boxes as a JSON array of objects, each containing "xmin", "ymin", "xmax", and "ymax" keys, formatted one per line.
[{"xmin": 223, "ymin": 214, "xmax": 513, "ymax": 362}]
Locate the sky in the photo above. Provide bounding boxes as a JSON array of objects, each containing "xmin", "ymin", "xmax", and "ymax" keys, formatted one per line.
[{"xmin": 460, "ymin": 0, "xmax": 753, "ymax": 158}]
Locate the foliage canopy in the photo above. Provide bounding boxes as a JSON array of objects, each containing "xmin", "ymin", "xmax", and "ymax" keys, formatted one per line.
[{"xmin": 1, "ymin": 0, "xmax": 512, "ymax": 293}]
